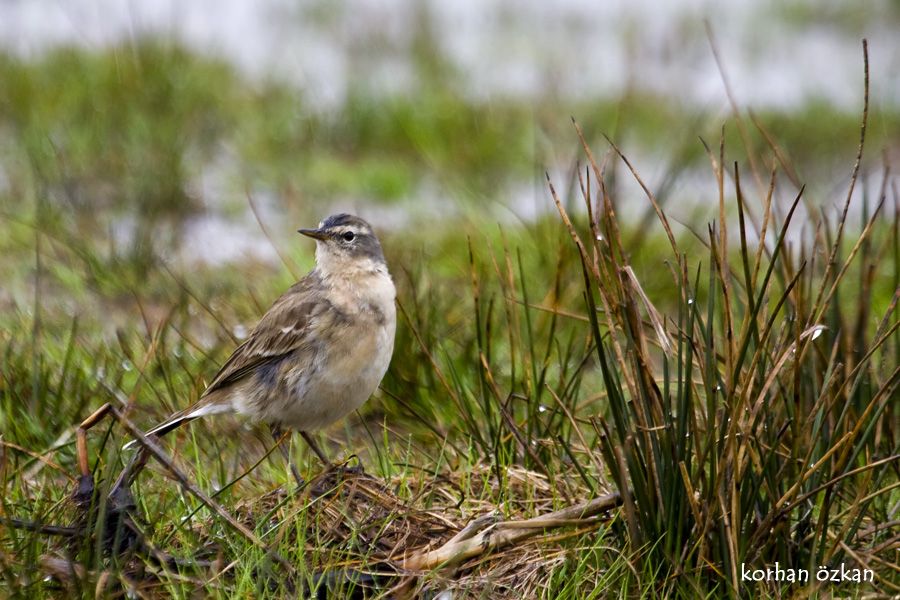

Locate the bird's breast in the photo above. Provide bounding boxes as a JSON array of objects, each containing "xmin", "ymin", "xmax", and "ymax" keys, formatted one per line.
[
  {"xmin": 328, "ymin": 274, "xmax": 395, "ymax": 383},
  {"xmin": 322, "ymin": 311, "xmax": 394, "ymax": 386},
  {"xmin": 276, "ymin": 272, "xmax": 396, "ymax": 431}
]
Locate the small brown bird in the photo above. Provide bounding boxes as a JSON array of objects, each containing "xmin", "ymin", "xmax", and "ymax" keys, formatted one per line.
[{"xmin": 125, "ymin": 214, "xmax": 396, "ymax": 480}]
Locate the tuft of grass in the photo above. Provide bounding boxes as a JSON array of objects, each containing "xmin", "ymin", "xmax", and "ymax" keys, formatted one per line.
[{"xmin": 541, "ymin": 94, "xmax": 899, "ymax": 595}]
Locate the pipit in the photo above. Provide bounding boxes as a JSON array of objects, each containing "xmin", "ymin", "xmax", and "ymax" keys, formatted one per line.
[{"xmin": 125, "ymin": 214, "xmax": 396, "ymax": 482}]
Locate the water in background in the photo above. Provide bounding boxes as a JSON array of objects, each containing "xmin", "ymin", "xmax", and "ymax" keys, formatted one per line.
[
  {"xmin": 2, "ymin": 0, "xmax": 897, "ymax": 265},
  {"xmin": 2, "ymin": 0, "xmax": 897, "ymax": 110}
]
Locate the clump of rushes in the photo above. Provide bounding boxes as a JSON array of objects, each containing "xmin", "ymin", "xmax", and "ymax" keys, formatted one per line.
[{"xmin": 544, "ymin": 50, "xmax": 898, "ymax": 597}]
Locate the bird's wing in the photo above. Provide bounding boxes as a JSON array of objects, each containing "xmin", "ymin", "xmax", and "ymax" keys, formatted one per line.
[{"xmin": 202, "ymin": 273, "xmax": 328, "ymax": 395}]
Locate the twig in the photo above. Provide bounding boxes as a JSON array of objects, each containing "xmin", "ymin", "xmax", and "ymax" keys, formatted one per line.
[
  {"xmin": 109, "ymin": 406, "xmax": 295, "ymax": 574},
  {"xmin": 1, "ymin": 440, "xmax": 75, "ymax": 483},
  {"xmin": 0, "ymin": 518, "xmax": 79, "ymax": 537},
  {"xmin": 401, "ymin": 491, "xmax": 622, "ymax": 571},
  {"xmin": 444, "ymin": 512, "xmax": 500, "ymax": 545}
]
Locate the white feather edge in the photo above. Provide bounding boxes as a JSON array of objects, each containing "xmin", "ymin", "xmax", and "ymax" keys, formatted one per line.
[{"xmin": 121, "ymin": 403, "xmax": 233, "ymax": 450}]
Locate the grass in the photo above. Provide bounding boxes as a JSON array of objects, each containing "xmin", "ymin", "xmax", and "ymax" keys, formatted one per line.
[{"xmin": 1, "ymin": 39, "xmax": 898, "ymax": 598}]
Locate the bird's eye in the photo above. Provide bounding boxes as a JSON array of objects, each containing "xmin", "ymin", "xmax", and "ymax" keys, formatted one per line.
[{"xmin": 341, "ymin": 231, "xmax": 356, "ymax": 242}]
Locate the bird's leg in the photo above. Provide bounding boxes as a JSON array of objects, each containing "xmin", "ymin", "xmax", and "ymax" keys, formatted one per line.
[
  {"xmin": 108, "ymin": 446, "xmax": 150, "ymax": 503},
  {"xmin": 299, "ymin": 431, "xmax": 332, "ymax": 468},
  {"xmin": 269, "ymin": 425, "xmax": 304, "ymax": 488},
  {"xmin": 340, "ymin": 454, "xmax": 365, "ymax": 476}
]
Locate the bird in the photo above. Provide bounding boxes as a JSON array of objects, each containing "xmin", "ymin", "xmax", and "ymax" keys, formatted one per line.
[{"xmin": 124, "ymin": 213, "xmax": 396, "ymax": 483}]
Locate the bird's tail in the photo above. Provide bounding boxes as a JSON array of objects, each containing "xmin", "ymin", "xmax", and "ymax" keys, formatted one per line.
[{"xmin": 122, "ymin": 395, "xmax": 233, "ymax": 450}]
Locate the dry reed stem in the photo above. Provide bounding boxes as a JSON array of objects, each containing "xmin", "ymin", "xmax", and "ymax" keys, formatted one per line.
[{"xmin": 401, "ymin": 491, "xmax": 622, "ymax": 571}]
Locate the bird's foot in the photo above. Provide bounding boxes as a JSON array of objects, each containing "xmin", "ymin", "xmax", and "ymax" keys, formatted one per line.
[
  {"xmin": 287, "ymin": 465, "xmax": 306, "ymax": 492},
  {"xmin": 329, "ymin": 455, "xmax": 365, "ymax": 477}
]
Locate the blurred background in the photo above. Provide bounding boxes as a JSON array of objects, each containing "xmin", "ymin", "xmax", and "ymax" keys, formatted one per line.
[
  {"xmin": 2, "ymin": 3, "xmax": 898, "ymax": 596},
  {"xmin": 2, "ymin": 1, "xmax": 897, "ymax": 274},
  {"xmin": 1, "ymin": 0, "xmax": 898, "ymax": 426}
]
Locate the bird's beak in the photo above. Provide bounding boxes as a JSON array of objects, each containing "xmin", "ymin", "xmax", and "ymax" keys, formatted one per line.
[{"xmin": 298, "ymin": 228, "xmax": 329, "ymax": 241}]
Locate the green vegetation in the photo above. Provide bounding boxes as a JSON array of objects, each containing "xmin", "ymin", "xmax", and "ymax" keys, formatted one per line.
[{"xmin": 0, "ymin": 40, "xmax": 898, "ymax": 598}]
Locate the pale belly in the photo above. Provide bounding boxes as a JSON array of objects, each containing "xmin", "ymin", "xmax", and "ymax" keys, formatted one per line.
[{"xmin": 255, "ymin": 318, "xmax": 395, "ymax": 432}]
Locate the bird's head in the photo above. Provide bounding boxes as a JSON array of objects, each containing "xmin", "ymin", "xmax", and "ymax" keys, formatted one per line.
[{"xmin": 299, "ymin": 213, "xmax": 386, "ymax": 276}]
